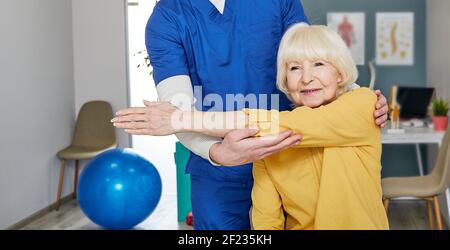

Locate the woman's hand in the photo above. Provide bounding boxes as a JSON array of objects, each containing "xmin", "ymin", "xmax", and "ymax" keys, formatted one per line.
[{"xmin": 112, "ymin": 100, "xmax": 182, "ymax": 136}]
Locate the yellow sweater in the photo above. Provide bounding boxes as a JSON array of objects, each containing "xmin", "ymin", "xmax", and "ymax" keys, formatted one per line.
[{"xmin": 245, "ymin": 88, "xmax": 389, "ymax": 230}]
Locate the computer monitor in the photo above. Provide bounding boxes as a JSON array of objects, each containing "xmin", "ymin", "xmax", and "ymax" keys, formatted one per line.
[{"xmin": 396, "ymin": 86, "xmax": 435, "ymax": 119}]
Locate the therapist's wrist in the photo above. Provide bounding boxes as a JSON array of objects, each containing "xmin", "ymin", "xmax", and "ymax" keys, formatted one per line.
[{"xmin": 209, "ymin": 142, "xmax": 224, "ymax": 166}]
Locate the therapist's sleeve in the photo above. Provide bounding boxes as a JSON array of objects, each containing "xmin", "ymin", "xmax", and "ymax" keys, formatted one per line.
[
  {"xmin": 280, "ymin": 0, "xmax": 309, "ymax": 32},
  {"xmin": 145, "ymin": 6, "xmax": 189, "ymax": 85},
  {"xmin": 147, "ymin": 8, "xmax": 223, "ymax": 166},
  {"xmin": 245, "ymin": 88, "xmax": 379, "ymax": 148},
  {"xmin": 156, "ymin": 76, "xmax": 223, "ymax": 167},
  {"xmin": 251, "ymin": 159, "xmax": 285, "ymax": 230}
]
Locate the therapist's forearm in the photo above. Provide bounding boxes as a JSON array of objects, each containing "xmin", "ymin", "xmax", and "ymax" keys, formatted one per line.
[{"xmin": 156, "ymin": 75, "xmax": 223, "ymax": 165}]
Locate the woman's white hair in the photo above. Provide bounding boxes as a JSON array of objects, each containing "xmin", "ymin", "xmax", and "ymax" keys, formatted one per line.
[{"xmin": 276, "ymin": 24, "xmax": 358, "ymax": 100}]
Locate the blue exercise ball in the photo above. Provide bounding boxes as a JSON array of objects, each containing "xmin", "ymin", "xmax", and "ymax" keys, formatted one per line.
[{"xmin": 77, "ymin": 148, "xmax": 162, "ymax": 230}]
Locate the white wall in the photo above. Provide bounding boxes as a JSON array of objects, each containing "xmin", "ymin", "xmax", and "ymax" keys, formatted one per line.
[
  {"xmin": 427, "ymin": 0, "xmax": 450, "ymax": 224},
  {"xmin": 427, "ymin": 0, "xmax": 450, "ymax": 100},
  {"xmin": 0, "ymin": 0, "xmax": 75, "ymax": 229},
  {"xmin": 0, "ymin": 0, "xmax": 131, "ymax": 229},
  {"xmin": 72, "ymin": 0, "xmax": 130, "ymax": 148}
]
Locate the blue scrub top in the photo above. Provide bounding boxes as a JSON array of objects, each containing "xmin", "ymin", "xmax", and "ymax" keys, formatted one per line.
[{"xmin": 146, "ymin": 0, "xmax": 308, "ymax": 180}]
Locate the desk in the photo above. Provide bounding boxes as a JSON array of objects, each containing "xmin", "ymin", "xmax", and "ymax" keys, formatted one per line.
[
  {"xmin": 382, "ymin": 127, "xmax": 444, "ymax": 145},
  {"xmin": 381, "ymin": 126, "xmax": 450, "ymax": 222},
  {"xmin": 382, "ymin": 127, "xmax": 444, "ymax": 176}
]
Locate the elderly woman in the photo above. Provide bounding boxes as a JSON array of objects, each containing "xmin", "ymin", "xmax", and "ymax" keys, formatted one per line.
[{"xmin": 113, "ymin": 25, "xmax": 389, "ymax": 230}]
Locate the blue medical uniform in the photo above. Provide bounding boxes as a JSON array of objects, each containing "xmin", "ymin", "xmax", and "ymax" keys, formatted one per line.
[{"xmin": 146, "ymin": 0, "xmax": 308, "ymax": 230}]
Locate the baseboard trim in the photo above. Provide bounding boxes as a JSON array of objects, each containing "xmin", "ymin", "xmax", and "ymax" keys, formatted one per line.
[
  {"xmin": 7, "ymin": 195, "xmax": 74, "ymax": 230},
  {"xmin": 7, "ymin": 195, "xmax": 450, "ymax": 230}
]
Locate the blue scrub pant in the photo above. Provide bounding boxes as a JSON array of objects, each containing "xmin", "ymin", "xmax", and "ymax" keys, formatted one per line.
[{"xmin": 190, "ymin": 174, "xmax": 253, "ymax": 230}]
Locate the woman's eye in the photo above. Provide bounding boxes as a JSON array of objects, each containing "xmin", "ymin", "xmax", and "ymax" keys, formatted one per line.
[
  {"xmin": 314, "ymin": 62, "xmax": 324, "ymax": 67},
  {"xmin": 290, "ymin": 66, "xmax": 300, "ymax": 71}
]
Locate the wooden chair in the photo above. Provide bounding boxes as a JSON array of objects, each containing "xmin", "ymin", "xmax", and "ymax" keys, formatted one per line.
[
  {"xmin": 55, "ymin": 101, "xmax": 117, "ymax": 210},
  {"xmin": 382, "ymin": 128, "xmax": 450, "ymax": 230}
]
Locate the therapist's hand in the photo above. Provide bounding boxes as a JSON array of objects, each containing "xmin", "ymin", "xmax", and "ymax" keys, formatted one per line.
[
  {"xmin": 209, "ymin": 129, "xmax": 302, "ymax": 166},
  {"xmin": 374, "ymin": 90, "xmax": 388, "ymax": 128}
]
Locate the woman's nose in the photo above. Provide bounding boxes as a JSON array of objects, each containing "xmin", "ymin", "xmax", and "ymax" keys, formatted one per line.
[{"xmin": 301, "ymin": 67, "xmax": 313, "ymax": 85}]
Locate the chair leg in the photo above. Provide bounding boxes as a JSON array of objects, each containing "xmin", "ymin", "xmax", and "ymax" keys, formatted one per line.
[
  {"xmin": 73, "ymin": 160, "xmax": 79, "ymax": 199},
  {"xmin": 433, "ymin": 196, "xmax": 443, "ymax": 230},
  {"xmin": 56, "ymin": 160, "xmax": 66, "ymax": 211},
  {"xmin": 427, "ymin": 199, "xmax": 434, "ymax": 230},
  {"xmin": 383, "ymin": 198, "xmax": 390, "ymax": 213}
]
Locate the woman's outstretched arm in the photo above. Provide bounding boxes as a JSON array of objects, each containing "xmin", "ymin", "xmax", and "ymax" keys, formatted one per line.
[
  {"xmin": 111, "ymin": 101, "xmax": 249, "ymax": 138},
  {"xmin": 112, "ymin": 88, "xmax": 377, "ymax": 148}
]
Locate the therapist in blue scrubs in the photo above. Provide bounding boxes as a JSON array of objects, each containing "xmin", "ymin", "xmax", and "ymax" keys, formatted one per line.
[{"xmin": 114, "ymin": 0, "xmax": 389, "ymax": 230}]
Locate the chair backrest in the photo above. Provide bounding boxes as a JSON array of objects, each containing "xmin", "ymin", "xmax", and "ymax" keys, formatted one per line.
[
  {"xmin": 72, "ymin": 101, "xmax": 116, "ymax": 149},
  {"xmin": 430, "ymin": 128, "xmax": 450, "ymax": 193}
]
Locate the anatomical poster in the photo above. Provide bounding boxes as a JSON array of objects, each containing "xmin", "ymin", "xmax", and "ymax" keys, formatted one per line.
[
  {"xmin": 327, "ymin": 12, "xmax": 365, "ymax": 65},
  {"xmin": 376, "ymin": 12, "xmax": 414, "ymax": 65}
]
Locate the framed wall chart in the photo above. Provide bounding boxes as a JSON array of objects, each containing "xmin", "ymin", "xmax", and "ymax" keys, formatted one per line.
[
  {"xmin": 376, "ymin": 12, "xmax": 414, "ymax": 65},
  {"xmin": 327, "ymin": 12, "xmax": 365, "ymax": 65}
]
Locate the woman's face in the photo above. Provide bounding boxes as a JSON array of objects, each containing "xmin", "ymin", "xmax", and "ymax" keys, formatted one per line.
[{"xmin": 285, "ymin": 59, "xmax": 342, "ymax": 108}]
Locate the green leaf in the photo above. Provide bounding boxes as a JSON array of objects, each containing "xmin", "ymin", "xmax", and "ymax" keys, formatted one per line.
[{"xmin": 432, "ymin": 98, "xmax": 449, "ymax": 116}]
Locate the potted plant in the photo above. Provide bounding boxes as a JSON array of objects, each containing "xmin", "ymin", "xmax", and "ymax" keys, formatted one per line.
[
  {"xmin": 133, "ymin": 49, "xmax": 153, "ymax": 76},
  {"xmin": 432, "ymin": 98, "xmax": 449, "ymax": 131}
]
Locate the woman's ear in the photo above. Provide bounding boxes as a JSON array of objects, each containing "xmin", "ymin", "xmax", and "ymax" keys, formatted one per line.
[{"xmin": 337, "ymin": 73, "xmax": 343, "ymax": 84}]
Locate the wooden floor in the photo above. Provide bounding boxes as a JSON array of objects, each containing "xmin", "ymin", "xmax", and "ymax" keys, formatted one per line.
[
  {"xmin": 19, "ymin": 194, "xmax": 192, "ymax": 230},
  {"xmin": 18, "ymin": 196, "xmax": 447, "ymax": 230}
]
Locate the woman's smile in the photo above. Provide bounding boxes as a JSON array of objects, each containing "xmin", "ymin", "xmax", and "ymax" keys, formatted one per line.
[{"xmin": 300, "ymin": 88, "xmax": 323, "ymax": 96}]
